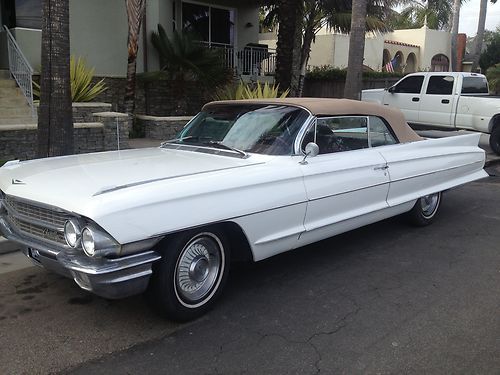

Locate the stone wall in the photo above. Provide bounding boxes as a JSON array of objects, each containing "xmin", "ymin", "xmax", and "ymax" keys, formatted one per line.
[
  {"xmin": 73, "ymin": 103, "xmax": 113, "ymax": 122},
  {"xmin": 93, "ymin": 112, "xmax": 131, "ymax": 150},
  {"xmin": 136, "ymin": 115, "xmax": 192, "ymax": 141},
  {"xmin": 0, "ymin": 113, "xmax": 130, "ymax": 161},
  {"xmin": 0, "ymin": 123, "xmax": 104, "ymax": 161},
  {"xmin": 93, "ymin": 77, "xmax": 209, "ymax": 116}
]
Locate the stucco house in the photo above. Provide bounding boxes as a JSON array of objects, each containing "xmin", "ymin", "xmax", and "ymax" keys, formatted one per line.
[
  {"xmin": 260, "ymin": 24, "xmax": 454, "ymax": 74},
  {"xmin": 0, "ymin": 0, "xmax": 269, "ymax": 77}
]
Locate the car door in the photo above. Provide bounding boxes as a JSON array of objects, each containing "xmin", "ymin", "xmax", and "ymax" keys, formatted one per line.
[
  {"xmin": 418, "ymin": 75, "xmax": 456, "ymax": 127},
  {"xmin": 297, "ymin": 116, "xmax": 391, "ymax": 247},
  {"xmin": 383, "ymin": 74, "xmax": 425, "ymax": 124}
]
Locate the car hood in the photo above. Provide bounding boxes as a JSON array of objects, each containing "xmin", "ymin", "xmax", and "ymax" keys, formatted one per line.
[{"xmin": 0, "ymin": 147, "xmax": 268, "ymax": 211}]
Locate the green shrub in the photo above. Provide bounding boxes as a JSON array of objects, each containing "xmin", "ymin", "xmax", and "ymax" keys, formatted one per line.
[
  {"xmin": 150, "ymin": 25, "xmax": 230, "ymax": 88},
  {"xmin": 33, "ymin": 56, "xmax": 107, "ymax": 102},
  {"xmin": 486, "ymin": 64, "xmax": 500, "ymax": 94},
  {"xmin": 306, "ymin": 65, "xmax": 404, "ymax": 80},
  {"xmin": 215, "ymin": 81, "xmax": 289, "ymax": 100}
]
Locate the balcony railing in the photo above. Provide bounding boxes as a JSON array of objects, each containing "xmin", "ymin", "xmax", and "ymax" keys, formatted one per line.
[{"xmin": 200, "ymin": 42, "xmax": 276, "ymax": 77}]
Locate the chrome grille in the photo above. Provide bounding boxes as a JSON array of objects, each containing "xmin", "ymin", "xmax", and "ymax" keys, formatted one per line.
[
  {"xmin": 3, "ymin": 194, "xmax": 70, "ymax": 247},
  {"xmin": 5, "ymin": 195, "xmax": 68, "ymax": 229}
]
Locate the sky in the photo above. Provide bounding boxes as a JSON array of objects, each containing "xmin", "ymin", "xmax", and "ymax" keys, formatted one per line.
[{"xmin": 459, "ymin": 0, "xmax": 500, "ymax": 36}]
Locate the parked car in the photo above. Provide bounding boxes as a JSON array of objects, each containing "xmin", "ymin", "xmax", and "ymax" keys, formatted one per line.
[
  {"xmin": 361, "ymin": 72, "xmax": 500, "ymax": 154},
  {"xmin": 0, "ymin": 98, "xmax": 487, "ymax": 321}
]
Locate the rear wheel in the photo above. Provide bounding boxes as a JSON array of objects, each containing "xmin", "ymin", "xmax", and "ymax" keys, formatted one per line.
[
  {"xmin": 407, "ymin": 192, "xmax": 442, "ymax": 226},
  {"xmin": 489, "ymin": 125, "xmax": 500, "ymax": 155},
  {"xmin": 148, "ymin": 228, "xmax": 230, "ymax": 322}
]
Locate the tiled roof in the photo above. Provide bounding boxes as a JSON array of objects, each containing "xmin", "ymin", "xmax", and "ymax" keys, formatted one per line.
[{"xmin": 384, "ymin": 40, "xmax": 420, "ymax": 48}]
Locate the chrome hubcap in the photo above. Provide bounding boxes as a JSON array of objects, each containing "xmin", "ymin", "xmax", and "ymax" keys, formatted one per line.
[
  {"xmin": 175, "ymin": 234, "xmax": 222, "ymax": 304},
  {"xmin": 421, "ymin": 193, "xmax": 440, "ymax": 218}
]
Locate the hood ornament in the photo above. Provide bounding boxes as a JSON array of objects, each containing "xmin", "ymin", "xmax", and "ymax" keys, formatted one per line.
[{"xmin": 12, "ymin": 179, "xmax": 26, "ymax": 185}]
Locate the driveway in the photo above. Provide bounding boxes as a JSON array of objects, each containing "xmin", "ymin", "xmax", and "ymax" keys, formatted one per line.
[{"xmin": 1, "ymin": 177, "xmax": 499, "ymax": 374}]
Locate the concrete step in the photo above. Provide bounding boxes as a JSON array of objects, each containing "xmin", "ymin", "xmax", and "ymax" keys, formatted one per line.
[
  {"xmin": 0, "ymin": 96, "xmax": 30, "ymax": 106},
  {"xmin": 0, "ymin": 87, "xmax": 25, "ymax": 97},
  {"xmin": 0, "ymin": 107, "xmax": 33, "ymax": 117},
  {"xmin": 0, "ymin": 70, "xmax": 12, "ymax": 79},
  {"xmin": 0, "ymin": 117, "xmax": 36, "ymax": 125},
  {"xmin": 0, "ymin": 79, "xmax": 17, "ymax": 88}
]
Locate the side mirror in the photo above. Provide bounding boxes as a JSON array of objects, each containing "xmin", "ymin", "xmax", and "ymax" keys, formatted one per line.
[
  {"xmin": 305, "ymin": 142, "xmax": 319, "ymax": 157},
  {"xmin": 300, "ymin": 142, "xmax": 319, "ymax": 165},
  {"xmin": 388, "ymin": 86, "xmax": 396, "ymax": 93}
]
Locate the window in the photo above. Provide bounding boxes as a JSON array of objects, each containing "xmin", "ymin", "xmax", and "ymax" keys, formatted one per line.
[
  {"xmin": 174, "ymin": 104, "xmax": 309, "ymax": 155},
  {"xmin": 393, "ymin": 76, "xmax": 424, "ymax": 94},
  {"xmin": 426, "ymin": 76, "xmax": 454, "ymax": 95},
  {"xmin": 369, "ymin": 117, "xmax": 397, "ymax": 147},
  {"xmin": 302, "ymin": 117, "xmax": 369, "ymax": 154},
  {"xmin": 182, "ymin": 2, "xmax": 234, "ymax": 45},
  {"xmin": 462, "ymin": 76, "xmax": 489, "ymax": 94},
  {"xmin": 301, "ymin": 116, "xmax": 398, "ymax": 154}
]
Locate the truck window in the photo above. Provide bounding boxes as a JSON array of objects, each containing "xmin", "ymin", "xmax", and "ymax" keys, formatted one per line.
[
  {"xmin": 393, "ymin": 76, "xmax": 424, "ymax": 94},
  {"xmin": 461, "ymin": 76, "xmax": 489, "ymax": 94},
  {"xmin": 426, "ymin": 76, "xmax": 454, "ymax": 95}
]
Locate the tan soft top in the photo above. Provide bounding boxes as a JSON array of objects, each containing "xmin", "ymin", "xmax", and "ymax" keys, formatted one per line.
[{"xmin": 203, "ymin": 98, "xmax": 422, "ymax": 143}]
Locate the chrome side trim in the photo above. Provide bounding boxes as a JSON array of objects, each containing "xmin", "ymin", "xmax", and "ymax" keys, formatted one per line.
[{"xmin": 93, "ymin": 162, "xmax": 265, "ymax": 196}]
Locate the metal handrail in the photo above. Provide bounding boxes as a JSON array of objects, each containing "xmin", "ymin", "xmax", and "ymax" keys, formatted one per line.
[{"xmin": 3, "ymin": 25, "xmax": 36, "ymax": 117}]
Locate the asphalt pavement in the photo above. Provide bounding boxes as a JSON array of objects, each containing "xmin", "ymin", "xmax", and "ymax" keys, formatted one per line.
[
  {"xmin": 0, "ymin": 178, "xmax": 499, "ymax": 374},
  {"xmin": 1, "ymin": 130, "xmax": 500, "ymax": 374}
]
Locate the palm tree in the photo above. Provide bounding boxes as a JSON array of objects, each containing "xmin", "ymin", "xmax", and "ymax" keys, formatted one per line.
[
  {"xmin": 264, "ymin": 0, "xmax": 394, "ymax": 96},
  {"xmin": 388, "ymin": 0, "xmax": 452, "ymax": 30},
  {"xmin": 123, "ymin": 0, "xmax": 146, "ymax": 115},
  {"xmin": 450, "ymin": 0, "xmax": 462, "ymax": 71},
  {"xmin": 343, "ymin": 0, "xmax": 369, "ymax": 100},
  {"xmin": 38, "ymin": 0, "xmax": 73, "ymax": 157},
  {"xmin": 470, "ymin": 0, "xmax": 498, "ymax": 72},
  {"xmin": 275, "ymin": 0, "xmax": 303, "ymax": 96},
  {"xmin": 297, "ymin": 0, "xmax": 392, "ymax": 96}
]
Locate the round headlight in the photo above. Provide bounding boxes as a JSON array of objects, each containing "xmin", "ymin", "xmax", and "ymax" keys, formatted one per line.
[
  {"xmin": 81, "ymin": 227, "xmax": 96, "ymax": 257},
  {"xmin": 64, "ymin": 219, "xmax": 81, "ymax": 248}
]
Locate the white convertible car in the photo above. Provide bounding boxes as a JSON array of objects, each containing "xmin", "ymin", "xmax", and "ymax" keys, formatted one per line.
[{"xmin": 0, "ymin": 98, "xmax": 487, "ymax": 321}]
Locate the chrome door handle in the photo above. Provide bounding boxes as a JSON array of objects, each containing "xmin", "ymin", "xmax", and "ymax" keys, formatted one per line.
[{"xmin": 374, "ymin": 165, "xmax": 389, "ymax": 171}]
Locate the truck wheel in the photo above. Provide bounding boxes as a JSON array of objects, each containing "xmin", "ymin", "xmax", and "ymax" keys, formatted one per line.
[
  {"xmin": 489, "ymin": 125, "xmax": 500, "ymax": 155},
  {"xmin": 148, "ymin": 228, "xmax": 230, "ymax": 322},
  {"xmin": 407, "ymin": 192, "xmax": 442, "ymax": 226}
]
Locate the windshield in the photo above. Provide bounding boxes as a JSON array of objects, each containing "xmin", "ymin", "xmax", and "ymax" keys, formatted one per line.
[{"xmin": 170, "ymin": 104, "xmax": 309, "ymax": 155}]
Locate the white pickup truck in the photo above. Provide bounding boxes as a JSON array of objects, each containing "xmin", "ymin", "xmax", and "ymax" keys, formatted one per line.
[{"xmin": 362, "ymin": 72, "xmax": 500, "ymax": 154}]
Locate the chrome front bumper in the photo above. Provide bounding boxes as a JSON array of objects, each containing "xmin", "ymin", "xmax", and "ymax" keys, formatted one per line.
[{"xmin": 0, "ymin": 215, "xmax": 161, "ymax": 299}]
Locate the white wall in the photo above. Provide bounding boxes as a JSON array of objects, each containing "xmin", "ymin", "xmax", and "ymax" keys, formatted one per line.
[
  {"xmin": 70, "ymin": 0, "xmax": 129, "ymax": 77},
  {"xmin": 11, "ymin": 0, "xmax": 260, "ymax": 77}
]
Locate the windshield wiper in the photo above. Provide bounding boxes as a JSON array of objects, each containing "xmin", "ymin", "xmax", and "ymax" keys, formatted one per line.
[
  {"xmin": 160, "ymin": 136, "xmax": 212, "ymax": 146},
  {"xmin": 203, "ymin": 141, "xmax": 248, "ymax": 158}
]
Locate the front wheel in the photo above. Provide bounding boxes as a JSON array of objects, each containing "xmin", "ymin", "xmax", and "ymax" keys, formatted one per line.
[
  {"xmin": 489, "ymin": 125, "xmax": 500, "ymax": 155},
  {"xmin": 407, "ymin": 192, "xmax": 442, "ymax": 226},
  {"xmin": 148, "ymin": 228, "xmax": 230, "ymax": 322}
]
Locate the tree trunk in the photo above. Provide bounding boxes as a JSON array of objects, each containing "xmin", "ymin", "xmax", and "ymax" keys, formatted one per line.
[
  {"xmin": 470, "ymin": 0, "xmax": 488, "ymax": 72},
  {"xmin": 297, "ymin": 7, "xmax": 317, "ymax": 97},
  {"xmin": 123, "ymin": 0, "xmax": 146, "ymax": 114},
  {"xmin": 450, "ymin": 0, "xmax": 461, "ymax": 71},
  {"xmin": 38, "ymin": 0, "xmax": 73, "ymax": 158},
  {"xmin": 275, "ymin": 0, "xmax": 303, "ymax": 96},
  {"xmin": 344, "ymin": 0, "xmax": 368, "ymax": 100}
]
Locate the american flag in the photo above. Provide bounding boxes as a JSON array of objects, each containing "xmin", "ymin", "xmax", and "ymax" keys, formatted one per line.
[{"xmin": 384, "ymin": 57, "xmax": 397, "ymax": 73}]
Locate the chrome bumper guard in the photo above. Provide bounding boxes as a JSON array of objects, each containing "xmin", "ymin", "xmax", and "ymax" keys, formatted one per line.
[{"xmin": 0, "ymin": 215, "xmax": 161, "ymax": 299}]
